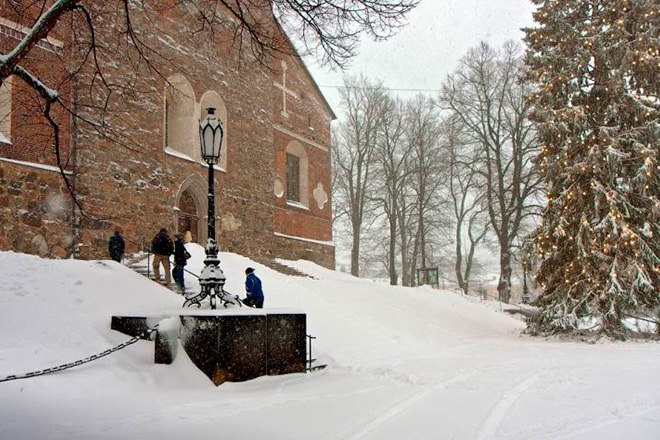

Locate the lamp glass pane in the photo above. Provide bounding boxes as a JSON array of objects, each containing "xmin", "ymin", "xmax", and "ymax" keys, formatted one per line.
[
  {"xmin": 213, "ymin": 127, "xmax": 222, "ymax": 158},
  {"xmin": 204, "ymin": 127, "xmax": 214, "ymax": 159}
]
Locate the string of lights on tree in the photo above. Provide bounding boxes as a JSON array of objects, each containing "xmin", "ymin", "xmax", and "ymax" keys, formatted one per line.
[{"xmin": 524, "ymin": 0, "xmax": 660, "ymax": 336}]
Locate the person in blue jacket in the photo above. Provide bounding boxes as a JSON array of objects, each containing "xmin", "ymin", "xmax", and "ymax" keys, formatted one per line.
[{"xmin": 243, "ymin": 267, "xmax": 264, "ymax": 308}]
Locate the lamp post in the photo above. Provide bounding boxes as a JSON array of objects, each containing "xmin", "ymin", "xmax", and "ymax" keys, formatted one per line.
[
  {"xmin": 200, "ymin": 107, "xmax": 222, "ymax": 247},
  {"xmin": 522, "ymin": 264, "xmax": 530, "ymax": 304},
  {"xmin": 183, "ymin": 107, "xmax": 238, "ymax": 309}
]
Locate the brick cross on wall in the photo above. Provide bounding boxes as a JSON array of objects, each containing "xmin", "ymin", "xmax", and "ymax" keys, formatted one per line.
[{"xmin": 274, "ymin": 61, "xmax": 298, "ymax": 118}]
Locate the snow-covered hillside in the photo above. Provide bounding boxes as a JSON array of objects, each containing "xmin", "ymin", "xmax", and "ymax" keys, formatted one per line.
[{"xmin": 1, "ymin": 247, "xmax": 659, "ymax": 439}]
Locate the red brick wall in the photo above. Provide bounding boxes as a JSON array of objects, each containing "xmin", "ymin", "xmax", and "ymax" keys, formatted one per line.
[
  {"xmin": 0, "ymin": 2, "xmax": 334, "ymax": 269},
  {"xmin": 270, "ymin": 51, "xmax": 334, "ymax": 266},
  {"xmin": 0, "ymin": 5, "xmax": 71, "ymax": 168}
]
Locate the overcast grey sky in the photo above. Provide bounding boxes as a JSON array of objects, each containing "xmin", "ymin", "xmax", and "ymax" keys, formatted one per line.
[{"xmin": 306, "ymin": 0, "xmax": 537, "ymax": 117}]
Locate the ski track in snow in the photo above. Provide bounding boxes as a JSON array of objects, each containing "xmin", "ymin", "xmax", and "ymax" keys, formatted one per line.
[
  {"xmin": 342, "ymin": 372, "xmax": 475, "ymax": 440},
  {"xmin": 557, "ymin": 402, "xmax": 660, "ymax": 439},
  {"xmin": 475, "ymin": 372, "xmax": 543, "ymax": 440},
  {"xmin": 337, "ymin": 360, "xmax": 553, "ymax": 440}
]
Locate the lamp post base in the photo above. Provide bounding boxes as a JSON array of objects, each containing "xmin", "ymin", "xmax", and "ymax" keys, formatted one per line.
[{"xmin": 182, "ymin": 239, "xmax": 242, "ymax": 309}]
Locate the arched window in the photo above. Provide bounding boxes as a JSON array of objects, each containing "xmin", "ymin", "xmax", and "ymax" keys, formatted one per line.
[
  {"xmin": 164, "ymin": 74, "xmax": 196, "ymax": 159},
  {"xmin": 0, "ymin": 75, "xmax": 12, "ymax": 144},
  {"xmin": 285, "ymin": 141, "xmax": 309, "ymax": 207},
  {"xmin": 198, "ymin": 90, "xmax": 228, "ymax": 170}
]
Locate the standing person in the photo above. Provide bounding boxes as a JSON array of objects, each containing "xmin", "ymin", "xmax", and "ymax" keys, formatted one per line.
[
  {"xmin": 151, "ymin": 228, "xmax": 174, "ymax": 285},
  {"xmin": 172, "ymin": 234, "xmax": 191, "ymax": 292},
  {"xmin": 244, "ymin": 267, "xmax": 264, "ymax": 308},
  {"xmin": 108, "ymin": 229, "xmax": 125, "ymax": 263}
]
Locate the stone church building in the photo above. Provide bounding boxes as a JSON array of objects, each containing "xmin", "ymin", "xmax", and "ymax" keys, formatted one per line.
[{"xmin": 0, "ymin": 3, "xmax": 335, "ymax": 268}]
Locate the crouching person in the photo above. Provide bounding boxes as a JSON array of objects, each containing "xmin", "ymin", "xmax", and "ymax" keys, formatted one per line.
[{"xmin": 243, "ymin": 267, "xmax": 264, "ymax": 308}]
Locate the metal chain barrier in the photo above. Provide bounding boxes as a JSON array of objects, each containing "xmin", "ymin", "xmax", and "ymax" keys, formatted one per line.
[{"xmin": 0, "ymin": 325, "xmax": 159, "ymax": 384}]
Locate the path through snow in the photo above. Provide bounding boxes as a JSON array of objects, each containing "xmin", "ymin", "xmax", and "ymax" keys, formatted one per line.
[{"xmin": 0, "ymin": 247, "xmax": 659, "ymax": 439}]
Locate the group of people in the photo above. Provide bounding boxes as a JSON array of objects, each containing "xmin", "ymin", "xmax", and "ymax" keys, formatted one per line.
[
  {"xmin": 150, "ymin": 228, "xmax": 190, "ymax": 291},
  {"xmin": 107, "ymin": 228, "xmax": 264, "ymax": 308}
]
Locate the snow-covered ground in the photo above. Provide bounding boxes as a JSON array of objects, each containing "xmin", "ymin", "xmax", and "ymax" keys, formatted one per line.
[{"xmin": 1, "ymin": 246, "xmax": 659, "ymax": 439}]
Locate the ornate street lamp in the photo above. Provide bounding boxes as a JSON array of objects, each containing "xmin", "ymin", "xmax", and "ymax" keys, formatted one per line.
[{"xmin": 183, "ymin": 107, "xmax": 239, "ymax": 309}]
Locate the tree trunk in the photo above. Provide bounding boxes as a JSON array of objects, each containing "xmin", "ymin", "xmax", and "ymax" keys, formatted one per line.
[
  {"xmin": 410, "ymin": 234, "xmax": 419, "ymax": 287},
  {"xmin": 400, "ymin": 232, "xmax": 410, "ymax": 286},
  {"xmin": 455, "ymin": 224, "xmax": 466, "ymax": 293},
  {"xmin": 388, "ymin": 214, "xmax": 398, "ymax": 285},
  {"xmin": 464, "ymin": 240, "xmax": 476, "ymax": 296},
  {"xmin": 497, "ymin": 245, "xmax": 512, "ymax": 303},
  {"xmin": 420, "ymin": 220, "xmax": 427, "ymax": 269},
  {"xmin": 602, "ymin": 310, "xmax": 626, "ymax": 340},
  {"xmin": 351, "ymin": 223, "xmax": 361, "ymax": 277}
]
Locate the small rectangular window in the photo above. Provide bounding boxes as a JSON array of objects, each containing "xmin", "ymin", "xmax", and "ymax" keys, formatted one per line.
[
  {"xmin": 286, "ymin": 153, "xmax": 300, "ymax": 202},
  {"xmin": 0, "ymin": 76, "xmax": 12, "ymax": 144}
]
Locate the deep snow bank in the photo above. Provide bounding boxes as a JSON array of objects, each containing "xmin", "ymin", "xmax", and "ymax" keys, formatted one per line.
[
  {"xmin": 0, "ymin": 246, "xmax": 523, "ymax": 377},
  {"xmin": 2, "ymin": 249, "xmax": 658, "ymax": 440}
]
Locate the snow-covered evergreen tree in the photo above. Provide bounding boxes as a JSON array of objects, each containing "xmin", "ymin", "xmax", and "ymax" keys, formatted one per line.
[{"xmin": 525, "ymin": 0, "xmax": 660, "ymax": 337}]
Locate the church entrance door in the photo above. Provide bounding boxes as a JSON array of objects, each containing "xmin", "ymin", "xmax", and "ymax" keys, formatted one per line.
[{"xmin": 177, "ymin": 190, "xmax": 199, "ymax": 243}]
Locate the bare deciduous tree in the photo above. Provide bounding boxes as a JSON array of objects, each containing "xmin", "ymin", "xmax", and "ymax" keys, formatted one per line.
[
  {"xmin": 406, "ymin": 95, "xmax": 445, "ymax": 285},
  {"xmin": 372, "ymin": 96, "xmax": 412, "ymax": 285},
  {"xmin": 333, "ymin": 75, "xmax": 388, "ymax": 277},
  {"xmin": 443, "ymin": 116, "xmax": 489, "ymax": 294},
  {"xmin": 440, "ymin": 42, "xmax": 542, "ymax": 303}
]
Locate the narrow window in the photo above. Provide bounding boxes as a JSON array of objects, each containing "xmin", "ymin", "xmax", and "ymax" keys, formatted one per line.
[
  {"xmin": 286, "ymin": 153, "xmax": 300, "ymax": 202},
  {"xmin": 308, "ymin": 113, "xmax": 314, "ymax": 133},
  {"xmin": 0, "ymin": 76, "xmax": 12, "ymax": 144}
]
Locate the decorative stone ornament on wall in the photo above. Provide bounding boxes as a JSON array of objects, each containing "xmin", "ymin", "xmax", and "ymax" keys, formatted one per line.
[
  {"xmin": 273, "ymin": 178, "xmax": 284, "ymax": 198},
  {"xmin": 313, "ymin": 182, "xmax": 328, "ymax": 210}
]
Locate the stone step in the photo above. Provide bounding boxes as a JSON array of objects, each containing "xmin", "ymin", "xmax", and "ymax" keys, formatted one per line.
[
  {"xmin": 129, "ymin": 257, "xmax": 314, "ymax": 284},
  {"xmin": 127, "ymin": 264, "xmax": 192, "ymax": 294},
  {"xmin": 252, "ymin": 258, "xmax": 316, "ymax": 279}
]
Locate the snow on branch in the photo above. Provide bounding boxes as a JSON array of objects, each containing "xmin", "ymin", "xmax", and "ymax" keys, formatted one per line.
[{"xmin": 0, "ymin": 0, "xmax": 79, "ymax": 82}]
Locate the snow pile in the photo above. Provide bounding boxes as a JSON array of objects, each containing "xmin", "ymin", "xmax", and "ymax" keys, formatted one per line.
[{"xmin": 1, "ymin": 249, "xmax": 659, "ymax": 439}]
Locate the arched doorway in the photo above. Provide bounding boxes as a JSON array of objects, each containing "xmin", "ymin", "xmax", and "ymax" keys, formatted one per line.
[
  {"xmin": 173, "ymin": 174, "xmax": 207, "ymax": 244},
  {"xmin": 177, "ymin": 189, "xmax": 199, "ymax": 243}
]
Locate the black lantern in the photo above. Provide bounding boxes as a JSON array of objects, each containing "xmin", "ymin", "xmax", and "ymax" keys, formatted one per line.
[
  {"xmin": 199, "ymin": 107, "xmax": 224, "ymax": 164},
  {"xmin": 182, "ymin": 107, "xmax": 240, "ymax": 309}
]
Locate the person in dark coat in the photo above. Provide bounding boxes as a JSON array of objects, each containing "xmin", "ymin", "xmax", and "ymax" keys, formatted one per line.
[
  {"xmin": 108, "ymin": 229, "xmax": 125, "ymax": 263},
  {"xmin": 243, "ymin": 267, "xmax": 264, "ymax": 308},
  {"xmin": 172, "ymin": 234, "xmax": 190, "ymax": 292},
  {"xmin": 151, "ymin": 228, "xmax": 174, "ymax": 285}
]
